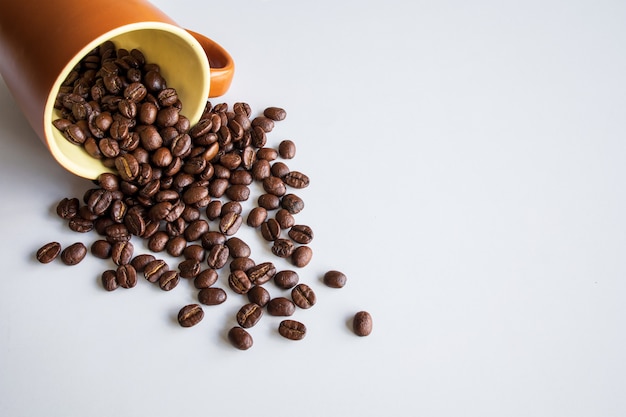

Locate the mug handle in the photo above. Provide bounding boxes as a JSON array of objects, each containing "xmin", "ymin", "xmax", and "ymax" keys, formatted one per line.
[{"xmin": 186, "ymin": 29, "xmax": 235, "ymax": 98}]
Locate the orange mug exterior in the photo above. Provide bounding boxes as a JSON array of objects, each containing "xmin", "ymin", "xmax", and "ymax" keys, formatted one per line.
[{"xmin": 0, "ymin": 0, "xmax": 234, "ymax": 178}]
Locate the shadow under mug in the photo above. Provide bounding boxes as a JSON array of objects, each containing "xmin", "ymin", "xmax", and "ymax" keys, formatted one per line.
[{"xmin": 0, "ymin": 0, "xmax": 235, "ymax": 179}]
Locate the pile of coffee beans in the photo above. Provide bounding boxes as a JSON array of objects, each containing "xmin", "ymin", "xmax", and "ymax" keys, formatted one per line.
[{"xmin": 36, "ymin": 41, "xmax": 372, "ymax": 349}]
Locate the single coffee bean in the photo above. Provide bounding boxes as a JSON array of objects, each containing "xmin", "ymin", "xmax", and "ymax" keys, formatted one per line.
[
  {"xmin": 219, "ymin": 211, "xmax": 242, "ymax": 236},
  {"xmin": 260, "ymin": 218, "xmax": 281, "ymax": 241},
  {"xmin": 247, "ymin": 207, "xmax": 267, "ymax": 228},
  {"xmin": 159, "ymin": 270, "xmax": 179, "ymax": 291},
  {"xmin": 281, "ymin": 193, "xmax": 304, "ymax": 214},
  {"xmin": 256, "ymin": 147, "xmax": 278, "ymax": 161},
  {"xmin": 228, "ymin": 269, "xmax": 252, "ymax": 294},
  {"xmin": 184, "ymin": 219, "xmax": 209, "ymax": 242},
  {"xmin": 246, "ymin": 262, "xmax": 276, "ymax": 285},
  {"xmin": 206, "ymin": 244, "xmax": 229, "ymax": 269},
  {"xmin": 251, "ymin": 159, "xmax": 271, "ymax": 180},
  {"xmin": 230, "ymin": 170, "xmax": 252, "ymax": 185},
  {"xmin": 283, "ymin": 171, "xmax": 309, "ymax": 189},
  {"xmin": 60, "ymin": 242, "xmax": 87, "ymax": 266},
  {"xmin": 275, "ymin": 209, "xmax": 295, "ymax": 229},
  {"xmin": 274, "ymin": 270, "xmax": 299, "ymax": 289},
  {"xmin": 288, "ymin": 225, "xmax": 314, "ymax": 244},
  {"xmin": 262, "ymin": 176, "xmax": 286, "ymax": 196},
  {"xmin": 257, "ymin": 193, "xmax": 281, "ymax": 210},
  {"xmin": 271, "ymin": 238, "xmax": 295, "ymax": 258},
  {"xmin": 264, "ymin": 107, "xmax": 287, "ymax": 121},
  {"xmin": 148, "ymin": 231, "xmax": 169, "ymax": 252},
  {"xmin": 278, "ymin": 319, "xmax": 307, "ymax": 341},
  {"xmin": 166, "ymin": 217, "xmax": 186, "ymax": 237},
  {"xmin": 90, "ymin": 240, "xmax": 112, "ymax": 259},
  {"xmin": 166, "ymin": 236, "xmax": 187, "ymax": 257},
  {"xmin": 198, "ymin": 287, "xmax": 227, "ymax": 305},
  {"xmin": 101, "ymin": 269, "xmax": 118, "ymax": 291},
  {"xmin": 68, "ymin": 216, "xmax": 94, "ymax": 233},
  {"xmin": 56, "ymin": 198, "xmax": 79, "ymax": 219},
  {"xmin": 270, "ymin": 161, "xmax": 290, "ymax": 178},
  {"xmin": 236, "ymin": 303, "xmax": 263, "ymax": 328},
  {"xmin": 194, "ymin": 268, "xmax": 219, "ymax": 289},
  {"xmin": 267, "ymin": 297, "xmax": 296, "ymax": 316},
  {"xmin": 183, "ymin": 244, "xmax": 205, "ymax": 262},
  {"xmin": 201, "ymin": 231, "xmax": 226, "ymax": 249},
  {"xmin": 225, "ymin": 184, "xmax": 250, "ymax": 201},
  {"xmin": 124, "ymin": 209, "xmax": 146, "ymax": 236},
  {"xmin": 291, "ymin": 245, "xmax": 313, "ymax": 268},
  {"xmin": 111, "ymin": 241, "xmax": 134, "ymax": 265},
  {"xmin": 109, "ymin": 199, "xmax": 127, "ymax": 223},
  {"xmin": 353, "ymin": 311, "xmax": 373, "ymax": 336},
  {"xmin": 247, "ymin": 286, "xmax": 271, "ymax": 307},
  {"xmin": 144, "ymin": 259, "xmax": 169, "ymax": 283},
  {"xmin": 221, "ymin": 201, "xmax": 242, "ymax": 216},
  {"xmin": 251, "ymin": 116, "xmax": 275, "ymax": 132},
  {"xmin": 178, "ymin": 259, "xmax": 201, "ymax": 278},
  {"xmin": 116, "ymin": 264, "xmax": 137, "ymax": 288},
  {"xmin": 178, "ymin": 304, "xmax": 204, "ymax": 327},
  {"xmin": 278, "ymin": 139, "xmax": 296, "ymax": 158},
  {"xmin": 130, "ymin": 254, "xmax": 156, "ymax": 272},
  {"xmin": 36, "ymin": 242, "xmax": 61, "ymax": 264},
  {"xmin": 228, "ymin": 326, "xmax": 253, "ymax": 350},
  {"xmin": 323, "ymin": 270, "xmax": 347, "ymax": 288},
  {"xmin": 291, "ymin": 283, "xmax": 316, "ymax": 309},
  {"xmin": 225, "ymin": 237, "xmax": 251, "ymax": 258},
  {"xmin": 104, "ymin": 223, "xmax": 130, "ymax": 243}
]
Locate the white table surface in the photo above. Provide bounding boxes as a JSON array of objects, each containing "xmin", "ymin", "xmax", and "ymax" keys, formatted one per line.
[{"xmin": 1, "ymin": 1, "xmax": 625, "ymax": 416}]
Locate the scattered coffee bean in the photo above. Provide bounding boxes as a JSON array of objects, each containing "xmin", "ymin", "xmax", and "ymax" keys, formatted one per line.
[
  {"xmin": 178, "ymin": 304, "xmax": 204, "ymax": 327},
  {"xmin": 274, "ymin": 270, "xmax": 299, "ymax": 289},
  {"xmin": 101, "ymin": 269, "xmax": 118, "ymax": 291},
  {"xmin": 288, "ymin": 225, "xmax": 314, "ymax": 244},
  {"xmin": 267, "ymin": 297, "xmax": 295, "ymax": 316},
  {"xmin": 278, "ymin": 139, "xmax": 295, "ymax": 158},
  {"xmin": 116, "ymin": 264, "xmax": 137, "ymax": 288},
  {"xmin": 278, "ymin": 320, "xmax": 306, "ymax": 341},
  {"xmin": 194, "ymin": 268, "xmax": 219, "ymax": 289},
  {"xmin": 228, "ymin": 269, "xmax": 252, "ymax": 294},
  {"xmin": 36, "ymin": 242, "xmax": 61, "ymax": 264},
  {"xmin": 198, "ymin": 287, "xmax": 227, "ymax": 305},
  {"xmin": 323, "ymin": 270, "xmax": 347, "ymax": 288},
  {"xmin": 159, "ymin": 270, "xmax": 179, "ymax": 291},
  {"xmin": 353, "ymin": 311, "xmax": 373, "ymax": 336},
  {"xmin": 236, "ymin": 303, "xmax": 263, "ymax": 328},
  {"xmin": 247, "ymin": 285, "xmax": 271, "ymax": 307},
  {"xmin": 56, "ymin": 198, "xmax": 79, "ymax": 219},
  {"xmin": 130, "ymin": 254, "xmax": 156, "ymax": 272},
  {"xmin": 60, "ymin": 242, "xmax": 87, "ymax": 265},
  {"xmin": 228, "ymin": 326, "xmax": 253, "ymax": 350},
  {"xmin": 291, "ymin": 245, "xmax": 313, "ymax": 268},
  {"xmin": 111, "ymin": 241, "xmax": 134, "ymax": 265},
  {"xmin": 291, "ymin": 283, "xmax": 316, "ymax": 309},
  {"xmin": 263, "ymin": 106, "xmax": 286, "ymax": 121},
  {"xmin": 144, "ymin": 259, "xmax": 168, "ymax": 283}
]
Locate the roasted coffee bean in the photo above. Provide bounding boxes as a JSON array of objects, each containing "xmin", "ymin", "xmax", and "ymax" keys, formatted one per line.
[
  {"xmin": 275, "ymin": 209, "xmax": 295, "ymax": 229},
  {"xmin": 219, "ymin": 211, "xmax": 242, "ymax": 236},
  {"xmin": 158, "ymin": 270, "xmax": 179, "ymax": 291},
  {"xmin": 221, "ymin": 201, "xmax": 242, "ymax": 216},
  {"xmin": 178, "ymin": 259, "xmax": 201, "ymax": 278},
  {"xmin": 89, "ymin": 239, "xmax": 112, "ymax": 259},
  {"xmin": 230, "ymin": 170, "xmax": 252, "ymax": 185},
  {"xmin": 194, "ymin": 268, "xmax": 219, "ymax": 289},
  {"xmin": 94, "ymin": 217, "xmax": 115, "ymax": 235},
  {"xmin": 219, "ymin": 152, "xmax": 241, "ymax": 170},
  {"xmin": 201, "ymin": 231, "xmax": 226, "ymax": 249},
  {"xmin": 158, "ymin": 88, "xmax": 178, "ymax": 107},
  {"xmin": 36, "ymin": 242, "xmax": 61, "ymax": 264},
  {"xmin": 261, "ymin": 218, "xmax": 281, "ymax": 241},
  {"xmin": 274, "ymin": 270, "xmax": 299, "ymax": 289},
  {"xmin": 56, "ymin": 198, "xmax": 79, "ymax": 219},
  {"xmin": 230, "ymin": 257, "xmax": 255, "ymax": 272},
  {"xmin": 144, "ymin": 259, "xmax": 168, "ymax": 283},
  {"xmin": 291, "ymin": 246, "xmax": 313, "ymax": 268},
  {"xmin": 288, "ymin": 225, "xmax": 314, "ymax": 244},
  {"xmin": 251, "ymin": 116, "xmax": 274, "ymax": 132},
  {"xmin": 256, "ymin": 147, "xmax": 278, "ymax": 161},
  {"xmin": 198, "ymin": 287, "xmax": 227, "ymax": 305},
  {"xmin": 138, "ymin": 102, "xmax": 158, "ymax": 124},
  {"xmin": 68, "ymin": 216, "xmax": 94, "ymax": 233},
  {"xmin": 166, "ymin": 236, "xmax": 187, "ymax": 257},
  {"xmin": 323, "ymin": 270, "xmax": 347, "ymax": 288},
  {"xmin": 251, "ymin": 126, "xmax": 267, "ymax": 148},
  {"xmin": 205, "ymin": 200, "xmax": 222, "ymax": 221},
  {"xmin": 60, "ymin": 242, "xmax": 87, "ymax": 266},
  {"xmin": 206, "ymin": 244, "xmax": 229, "ymax": 269},
  {"xmin": 111, "ymin": 241, "xmax": 134, "ymax": 265},
  {"xmin": 278, "ymin": 139, "xmax": 296, "ymax": 158},
  {"xmin": 267, "ymin": 297, "xmax": 295, "ymax": 316},
  {"xmin": 109, "ymin": 199, "xmax": 127, "ymax": 223},
  {"xmin": 233, "ymin": 102, "xmax": 251, "ymax": 116},
  {"xmin": 247, "ymin": 207, "xmax": 267, "ymax": 228},
  {"xmin": 183, "ymin": 185, "xmax": 209, "ymax": 206},
  {"xmin": 353, "ymin": 311, "xmax": 373, "ymax": 336},
  {"xmin": 228, "ymin": 269, "xmax": 252, "ymax": 294},
  {"xmin": 291, "ymin": 284, "xmax": 316, "ymax": 309},
  {"xmin": 181, "ymin": 205, "xmax": 201, "ymax": 222},
  {"xmin": 116, "ymin": 264, "xmax": 137, "ymax": 288},
  {"xmin": 251, "ymin": 159, "xmax": 271, "ymax": 181},
  {"xmin": 278, "ymin": 320, "xmax": 307, "ymax": 341},
  {"xmin": 183, "ymin": 244, "xmax": 205, "ymax": 262},
  {"xmin": 184, "ymin": 219, "xmax": 209, "ymax": 241},
  {"xmin": 228, "ymin": 326, "xmax": 253, "ymax": 350},
  {"xmin": 166, "ymin": 217, "xmax": 186, "ymax": 237},
  {"xmin": 246, "ymin": 262, "xmax": 276, "ymax": 285},
  {"xmin": 270, "ymin": 161, "xmax": 290, "ymax": 178},
  {"xmin": 247, "ymin": 286, "xmax": 270, "ymax": 307},
  {"xmin": 79, "ymin": 205, "xmax": 99, "ymax": 221},
  {"xmin": 264, "ymin": 107, "xmax": 287, "ymax": 121},
  {"xmin": 225, "ymin": 184, "xmax": 250, "ymax": 201},
  {"xmin": 104, "ymin": 223, "xmax": 130, "ymax": 242},
  {"xmin": 178, "ymin": 304, "xmax": 204, "ymax": 327},
  {"xmin": 63, "ymin": 123, "xmax": 87, "ymax": 145},
  {"xmin": 225, "ymin": 237, "xmax": 251, "ymax": 258},
  {"xmin": 281, "ymin": 194, "xmax": 304, "ymax": 214},
  {"xmin": 262, "ymin": 176, "xmax": 286, "ymax": 196},
  {"xmin": 101, "ymin": 270, "xmax": 118, "ymax": 291},
  {"xmin": 208, "ymin": 178, "xmax": 229, "ymax": 198},
  {"xmin": 130, "ymin": 254, "xmax": 156, "ymax": 272},
  {"xmin": 257, "ymin": 194, "xmax": 280, "ymax": 211},
  {"xmin": 148, "ymin": 231, "xmax": 169, "ymax": 252},
  {"xmin": 236, "ymin": 303, "xmax": 263, "ymax": 328},
  {"xmin": 283, "ymin": 171, "xmax": 309, "ymax": 189},
  {"xmin": 124, "ymin": 209, "xmax": 146, "ymax": 236},
  {"xmin": 124, "ymin": 82, "xmax": 147, "ymax": 102},
  {"xmin": 272, "ymin": 238, "xmax": 295, "ymax": 258}
]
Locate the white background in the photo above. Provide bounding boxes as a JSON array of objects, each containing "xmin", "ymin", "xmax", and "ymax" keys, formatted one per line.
[{"xmin": 1, "ymin": 0, "xmax": 625, "ymax": 416}]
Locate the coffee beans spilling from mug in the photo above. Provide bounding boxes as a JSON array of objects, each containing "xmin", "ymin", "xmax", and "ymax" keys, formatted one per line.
[{"xmin": 36, "ymin": 41, "xmax": 372, "ymax": 349}]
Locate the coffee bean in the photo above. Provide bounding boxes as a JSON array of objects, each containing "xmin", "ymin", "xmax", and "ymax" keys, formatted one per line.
[
  {"xmin": 225, "ymin": 184, "xmax": 250, "ymax": 201},
  {"xmin": 260, "ymin": 218, "xmax": 281, "ymax": 242},
  {"xmin": 275, "ymin": 209, "xmax": 295, "ymax": 229},
  {"xmin": 124, "ymin": 209, "xmax": 146, "ymax": 236},
  {"xmin": 101, "ymin": 270, "xmax": 118, "ymax": 291},
  {"xmin": 104, "ymin": 223, "xmax": 130, "ymax": 242},
  {"xmin": 201, "ymin": 231, "xmax": 226, "ymax": 249},
  {"xmin": 148, "ymin": 231, "xmax": 169, "ymax": 252},
  {"xmin": 228, "ymin": 326, "xmax": 253, "ymax": 350},
  {"xmin": 111, "ymin": 241, "xmax": 134, "ymax": 265},
  {"xmin": 178, "ymin": 259, "xmax": 201, "ymax": 278},
  {"xmin": 225, "ymin": 237, "xmax": 251, "ymax": 258},
  {"xmin": 183, "ymin": 244, "xmax": 205, "ymax": 262},
  {"xmin": 247, "ymin": 286, "xmax": 270, "ymax": 307},
  {"xmin": 207, "ymin": 244, "xmax": 229, "ymax": 269},
  {"xmin": 257, "ymin": 193, "xmax": 281, "ymax": 210},
  {"xmin": 247, "ymin": 207, "xmax": 267, "ymax": 228},
  {"xmin": 291, "ymin": 246, "xmax": 313, "ymax": 268},
  {"xmin": 271, "ymin": 238, "xmax": 295, "ymax": 258},
  {"xmin": 194, "ymin": 268, "xmax": 219, "ymax": 289},
  {"xmin": 198, "ymin": 287, "xmax": 227, "ymax": 305},
  {"xmin": 267, "ymin": 297, "xmax": 295, "ymax": 316},
  {"xmin": 323, "ymin": 270, "xmax": 347, "ymax": 288},
  {"xmin": 278, "ymin": 320, "xmax": 306, "ymax": 341},
  {"xmin": 291, "ymin": 283, "xmax": 316, "ymax": 309},
  {"xmin": 251, "ymin": 116, "xmax": 275, "ymax": 132},
  {"xmin": 219, "ymin": 211, "xmax": 242, "ymax": 236},
  {"xmin": 90, "ymin": 240, "xmax": 112, "ymax": 259},
  {"xmin": 131, "ymin": 254, "xmax": 156, "ymax": 272},
  {"xmin": 156, "ymin": 270, "xmax": 178, "ymax": 291},
  {"xmin": 221, "ymin": 201, "xmax": 242, "ymax": 216},
  {"xmin": 283, "ymin": 171, "xmax": 309, "ymax": 189},
  {"xmin": 178, "ymin": 304, "xmax": 204, "ymax": 327},
  {"xmin": 251, "ymin": 159, "xmax": 271, "ymax": 180},
  {"xmin": 278, "ymin": 139, "xmax": 295, "ymax": 158},
  {"xmin": 281, "ymin": 194, "xmax": 304, "ymax": 214},
  {"xmin": 236, "ymin": 303, "xmax": 263, "ymax": 328},
  {"xmin": 353, "ymin": 311, "xmax": 373, "ymax": 336},
  {"xmin": 36, "ymin": 242, "xmax": 61, "ymax": 264},
  {"xmin": 166, "ymin": 236, "xmax": 187, "ymax": 257},
  {"xmin": 288, "ymin": 225, "xmax": 314, "ymax": 244},
  {"xmin": 60, "ymin": 242, "xmax": 87, "ymax": 265},
  {"xmin": 246, "ymin": 262, "xmax": 276, "ymax": 285},
  {"xmin": 270, "ymin": 161, "xmax": 290, "ymax": 178},
  {"xmin": 144, "ymin": 259, "xmax": 168, "ymax": 283},
  {"xmin": 116, "ymin": 264, "xmax": 137, "ymax": 288},
  {"xmin": 264, "ymin": 107, "xmax": 287, "ymax": 121},
  {"xmin": 184, "ymin": 219, "xmax": 209, "ymax": 242},
  {"xmin": 228, "ymin": 269, "xmax": 252, "ymax": 294},
  {"xmin": 56, "ymin": 198, "xmax": 79, "ymax": 219},
  {"xmin": 274, "ymin": 270, "xmax": 299, "ymax": 289},
  {"xmin": 68, "ymin": 216, "xmax": 94, "ymax": 233},
  {"xmin": 262, "ymin": 176, "xmax": 286, "ymax": 196}
]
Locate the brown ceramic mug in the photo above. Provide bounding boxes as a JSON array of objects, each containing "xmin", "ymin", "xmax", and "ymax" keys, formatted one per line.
[{"xmin": 0, "ymin": 0, "xmax": 235, "ymax": 179}]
